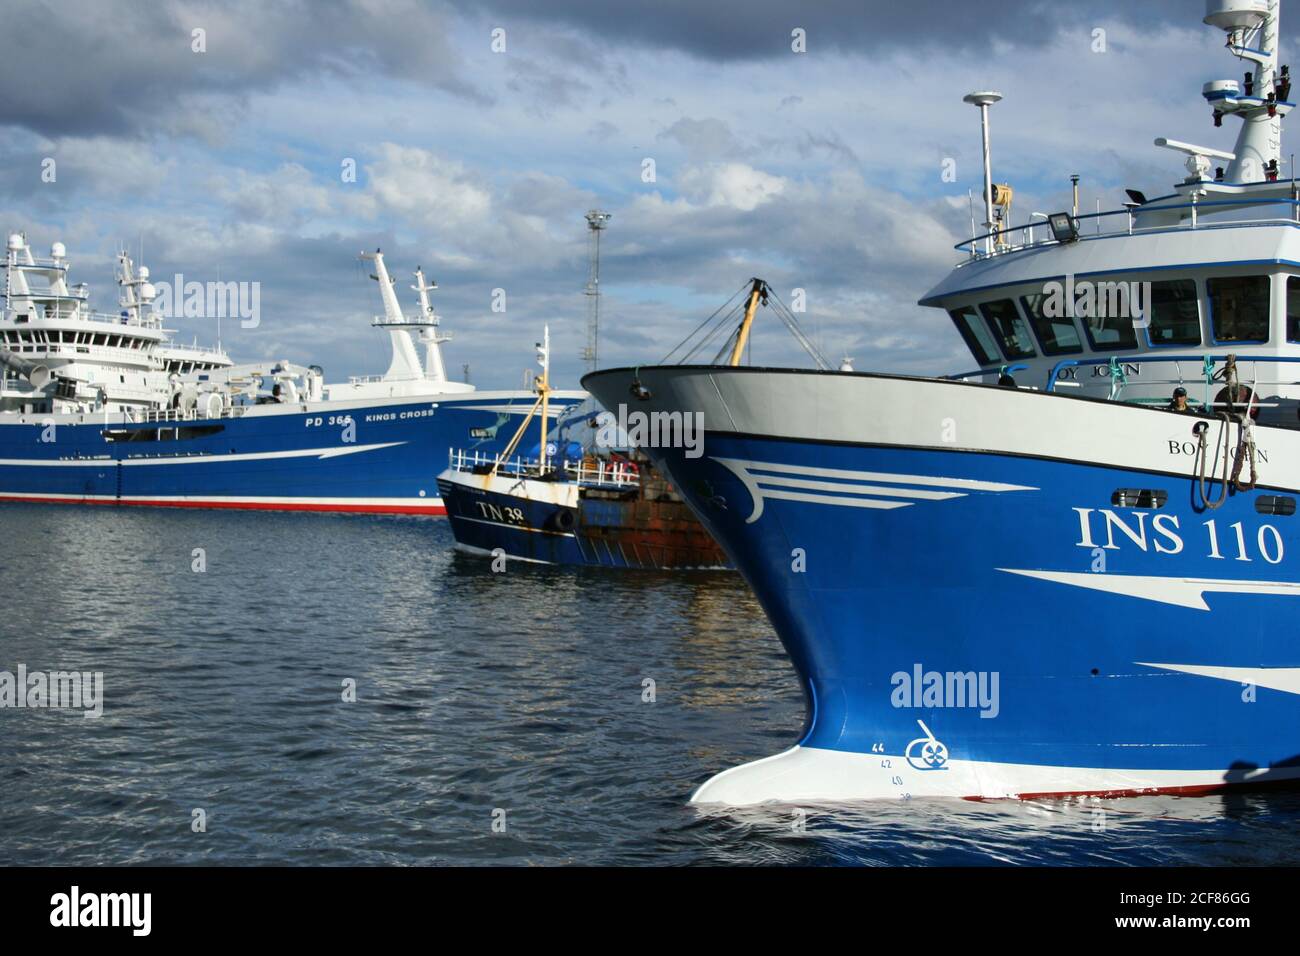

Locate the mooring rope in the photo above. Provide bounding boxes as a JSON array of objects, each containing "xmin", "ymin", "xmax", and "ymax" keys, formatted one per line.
[
  {"xmin": 1195, "ymin": 417, "xmax": 1232, "ymax": 510},
  {"xmin": 1194, "ymin": 353, "xmax": 1259, "ymax": 507},
  {"xmin": 1231, "ymin": 415, "xmax": 1258, "ymax": 492}
]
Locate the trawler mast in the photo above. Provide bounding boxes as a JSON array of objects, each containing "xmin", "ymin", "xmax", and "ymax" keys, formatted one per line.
[{"xmin": 1161, "ymin": 1, "xmax": 1292, "ymax": 185}]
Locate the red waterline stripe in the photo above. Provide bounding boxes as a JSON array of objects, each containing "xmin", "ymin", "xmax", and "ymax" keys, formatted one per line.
[
  {"xmin": 965, "ymin": 775, "xmax": 1300, "ymax": 802},
  {"xmin": 0, "ymin": 495, "xmax": 447, "ymax": 516}
]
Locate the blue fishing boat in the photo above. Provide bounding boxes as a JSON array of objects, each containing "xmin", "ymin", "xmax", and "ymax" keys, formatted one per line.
[
  {"xmin": 585, "ymin": 0, "xmax": 1300, "ymax": 803},
  {"xmin": 0, "ymin": 239, "xmax": 582, "ymax": 514}
]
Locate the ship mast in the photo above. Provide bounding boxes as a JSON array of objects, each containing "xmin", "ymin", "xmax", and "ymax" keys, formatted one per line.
[
  {"xmin": 411, "ymin": 267, "xmax": 449, "ymax": 384},
  {"xmin": 538, "ymin": 325, "xmax": 550, "ymax": 469},
  {"xmin": 1214, "ymin": 0, "xmax": 1285, "ymax": 182},
  {"xmin": 727, "ymin": 279, "xmax": 767, "ymax": 366},
  {"xmin": 361, "ymin": 249, "xmax": 423, "ymax": 381},
  {"xmin": 490, "ymin": 325, "xmax": 553, "ymax": 476},
  {"xmin": 1163, "ymin": 1, "xmax": 1291, "ymax": 185}
]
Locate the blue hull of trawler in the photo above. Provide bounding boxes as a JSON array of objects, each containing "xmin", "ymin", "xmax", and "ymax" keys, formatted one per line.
[
  {"xmin": 0, "ymin": 394, "xmax": 582, "ymax": 514},
  {"xmin": 651, "ymin": 436, "xmax": 1300, "ymax": 795},
  {"xmin": 583, "ymin": 365, "xmax": 1300, "ymax": 802}
]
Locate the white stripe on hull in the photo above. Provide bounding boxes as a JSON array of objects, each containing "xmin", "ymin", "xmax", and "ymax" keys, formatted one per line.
[
  {"xmin": 437, "ymin": 468, "xmax": 579, "ymax": 507},
  {"xmin": 0, "ymin": 491, "xmax": 444, "ymax": 510},
  {"xmin": 690, "ymin": 746, "xmax": 1300, "ymax": 805},
  {"xmin": 1000, "ymin": 567, "xmax": 1300, "ymax": 610},
  {"xmin": 1137, "ymin": 662, "xmax": 1300, "ymax": 695},
  {"xmin": 714, "ymin": 455, "xmax": 1036, "ymax": 522},
  {"xmin": 0, "ymin": 441, "xmax": 405, "ymax": 467}
]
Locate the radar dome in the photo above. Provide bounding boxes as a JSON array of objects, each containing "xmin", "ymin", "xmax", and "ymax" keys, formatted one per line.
[{"xmin": 1204, "ymin": 1, "xmax": 1268, "ymax": 32}]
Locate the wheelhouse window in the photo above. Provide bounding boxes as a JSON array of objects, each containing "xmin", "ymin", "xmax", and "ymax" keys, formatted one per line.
[
  {"xmin": 1144, "ymin": 279, "xmax": 1201, "ymax": 346},
  {"xmin": 1286, "ymin": 276, "xmax": 1300, "ymax": 343},
  {"xmin": 979, "ymin": 299, "xmax": 1037, "ymax": 359},
  {"xmin": 947, "ymin": 306, "xmax": 1001, "ymax": 366},
  {"xmin": 1079, "ymin": 286, "xmax": 1138, "ymax": 351},
  {"xmin": 1208, "ymin": 275, "xmax": 1270, "ymax": 343},
  {"xmin": 1020, "ymin": 293, "xmax": 1083, "ymax": 355}
]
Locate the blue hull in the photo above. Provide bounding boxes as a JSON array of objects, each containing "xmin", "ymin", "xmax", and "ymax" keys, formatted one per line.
[
  {"xmin": 438, "ymin": 477, "xmax": 588, "ymax": 562},
  {"xmin": 0, "ymin": 394, "xmax": 581, "ymax": 514},
  {"xmin": 437, "ymin": 471, "xmax": 731, "ymax": 568},
  {"xmin": 659, "ymin": 436, "xmax": 1298, "ymax": 774},
  {"xmin": 583, "ymin": 366, "xmax": 1300, "ymax": 801}
]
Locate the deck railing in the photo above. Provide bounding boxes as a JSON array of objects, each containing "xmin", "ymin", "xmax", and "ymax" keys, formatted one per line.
[
  {"xmin": 956, "ymin": 195, "xmax": 1300, "ymax": 261},
  {"xmin": 1043, "ymin": 353, "xmax": 1300, "ymax": 409},
  {"xmin": 160, "ymin": 342, "xmax": 230, "ymax": 358},
  {"xmin": 447, "ymin": 447, "xmax": 639, "ymax": 488},
  {"xmin": 2, "ymin": 306, "xmax": 165, "ymax": 329},
  {"xmin": 123, "ymin": 404, "xmax": 249, "ymax": 423}
]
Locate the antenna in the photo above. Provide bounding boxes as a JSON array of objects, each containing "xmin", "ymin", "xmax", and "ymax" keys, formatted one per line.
[
  {"xmin": 963, "ymin": 91, "xmax": 1003, "ymax": 254},
  {"xmin": 581, "ymin": 209, "xmax": 611, "ymax": 370},
  {"xmin": 1195, "ymin": 0, "xmax": 1286, "ymax": 183}
]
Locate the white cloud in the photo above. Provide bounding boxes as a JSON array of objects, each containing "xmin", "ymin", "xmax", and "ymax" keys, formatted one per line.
[
  {"xmin": 44, "ymin": 136, "xmax": 175, "ymax": 194},
  {"xmin": 214, "ymin": 163, "xmax": 333, "ymax": 225},
  {"xmin": 356, "ymin": 144, "xmax": 493, "ymax": 230},
  {"xmin": 0, "ymin": 2, "xmax": 1246, "ymax": 386},
  {"xmin": 677, "ymin": 162, "xmax": 787, "ymax": 211}
]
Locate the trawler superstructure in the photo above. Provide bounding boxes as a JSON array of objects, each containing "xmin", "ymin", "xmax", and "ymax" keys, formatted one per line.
[
  {"xmin": 1, "ymin": 238, "xmax": 231, "ymax": 417},
  {"xmin": 586, "ymin": 0, "xmax": 1300, "ymax": 804},
  {"xmin": 0, "ymin": 235, "xmax": 582, "ymax": 513}
]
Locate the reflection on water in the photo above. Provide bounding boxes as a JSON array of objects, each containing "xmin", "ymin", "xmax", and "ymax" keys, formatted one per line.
[
  {"xmin": 1, "ymin": 504, "xmax": 1297, "ymax": 865},
  {"xmin": 682, "ymin": 790, "xmax": 1300, "ymax": 866}
]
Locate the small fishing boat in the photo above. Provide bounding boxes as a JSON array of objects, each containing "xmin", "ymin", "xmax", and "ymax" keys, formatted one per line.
[{"xmin": 436, "ymin": 327, "xmax": 730, "ymax": 569}]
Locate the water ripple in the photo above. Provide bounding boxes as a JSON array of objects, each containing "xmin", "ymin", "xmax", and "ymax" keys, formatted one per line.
[{"xmin": 1, "ymin": 504, "xmax": 1299, "ymax": 864}]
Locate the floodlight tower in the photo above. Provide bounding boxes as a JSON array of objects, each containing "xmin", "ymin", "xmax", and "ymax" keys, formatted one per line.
[{"xmin": 581, "ymin": 209, "xmax": 611, "ymax": 370}]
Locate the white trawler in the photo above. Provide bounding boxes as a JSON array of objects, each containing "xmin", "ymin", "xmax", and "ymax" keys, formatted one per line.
[{"xmin": 0, "ymin": 235, "xmax": 582, "ymax": 513}]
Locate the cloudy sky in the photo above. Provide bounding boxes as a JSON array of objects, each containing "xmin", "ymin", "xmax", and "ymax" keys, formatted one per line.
[{"xmin": 0, "ymin": 0, "xmax": 1285, "ymax": 387}]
